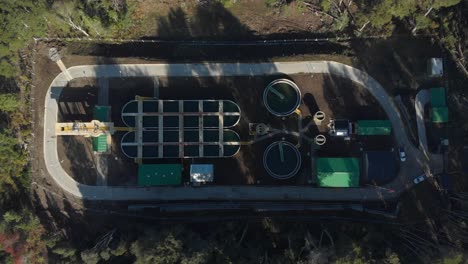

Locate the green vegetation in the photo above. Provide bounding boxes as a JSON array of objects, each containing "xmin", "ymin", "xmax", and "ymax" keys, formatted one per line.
[
  {"xmin": 0, "ymin": 210, "xmax": 49, "ymax": 263},
  {"xmin": 350, "ymin": 0, "xmax": 463, "ymax": 33},
  {"xmin": 0, "ymin": 0, "xmax": 132, "ymax": 77},
  {"xmin": 0, "ymin": 1, "xmax": 131, "ymax": 262},
  {"xmin": 265, "ymin": 0, "xmax": 282, "ymax": 7},
  {"xmin": 54, "ymin": 221, "xmax": 402, "ymax": 263},
  {"xmin": 0, "ymin": 94, "xmax": 20, "ymax": 113},
  {"xmin": 0, "ymin": 132, "xmax": 28, "ymax": 204},
  {"xmin": 0, "ymin": 1, "xmax": 48, "ymax": 77},
  {"xmin": 41, "ymin": 220, "xmax": 468, "ymax": 263},
  {"xmin": 300, "ymin": 0, "xmax": 467, "ymax": 76},
  {"xmin": 218, "ymin": 0, "xmax": 238, "ymax": 8}
]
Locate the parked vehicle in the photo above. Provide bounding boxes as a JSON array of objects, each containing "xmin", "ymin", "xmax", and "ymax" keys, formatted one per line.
[
  {"xmin": 413, "ymin": 175, "xmax": 427, "ymax": 184},
  {"xmin": 399, "ymin": 147, "xmax": 406, "ymax": 162}
]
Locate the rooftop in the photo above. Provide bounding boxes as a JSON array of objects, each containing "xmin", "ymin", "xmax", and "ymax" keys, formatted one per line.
[
  {"xmin": 430, "ymin": 87, "xmax": 446, "ymax": 107},
  {"xmin": 428, "ymin": 58, "xmax": 443, "ymax": 77},
  {"xmin": 357, "ymin": 120, "xmax": 392, "ymax": 136},
  {"xmin": 92, "ymin": 135, "xmax": 107, "ymax": 153},
  {"xmin": 363, "ymin": 151, "xmax": 396, "ymax": 185},
  {"xmin": 92, "ymin": 105, "xmax": 110, "ymax": 152},
  {"xmin": 316, "ymin": 157, "xmax": 360, "ymax": 187},
  {"xmin": 94, "ymin": 105, "xmax": 111, "ymax": 122},
  {"xmin": 431, "ymin": 107, "xmax": 449, "ymax": 123},
  {"xmin": 138, "ymin": 164, "xmax": 182, "ymax": 186}
]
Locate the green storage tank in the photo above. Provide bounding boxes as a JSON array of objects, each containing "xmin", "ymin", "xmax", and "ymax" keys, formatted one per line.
[
  {"xmin": 316, "ymin": 158, "xmax": 360, "ymax": 187},
  {"xmin": 430, "ymin": 87, "xmax": 446, "ymax": 107},
  {"xmin": 357, "ymin": 120, "xmax": 392, "ymax": 136},
  {"xmin": 92, "ymin": 134, "xmax": 107, "ymax": 153},
  {"xmin": 431, "ymin": 107, "xmax": 449, "ymax": 123},
  {"xmin": 138, "ymin": 164, "xmax": 182, "ymax": 186}
]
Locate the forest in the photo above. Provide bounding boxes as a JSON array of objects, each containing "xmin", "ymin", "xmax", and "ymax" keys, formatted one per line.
[{"xmin": 0, "ymin": 0, "xmax": 467, "ymax": 263}]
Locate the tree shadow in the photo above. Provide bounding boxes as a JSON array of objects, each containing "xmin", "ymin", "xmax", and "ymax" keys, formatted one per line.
[
  {"xmin": 322, "ymin": 74, "xmax": 387, "ymax": 120},
  {"xmin": 57, "ymin": 83, "xmax": 96, "ymax": 122},
  {"xmin": 154, "ymin": 4, "xmax": 312, "ymax": 186},
  {"xmin": 349, "ymin": 37, "xmax": 442, "ymax": 93},
  {"xmin": 156, "ymin": 7, "xmax": 191, "ymax": 39},
  {"xmin": 57, "ymin": 136, "xmax": 97, "ymax": 185},
  {"xmin": 303, "ymin": 93, "xmax": 319, "ymax": 114},
  {"xmin": 68, "ymin": 2, "xmax": 350, "ymax": 62},
  {"xmin": 81, "ymin": 1, "xmax": 128, "ymax": 27},
  {"xmin": 189, "ymin": 3, "xmax": 253, "ymax": 39}
]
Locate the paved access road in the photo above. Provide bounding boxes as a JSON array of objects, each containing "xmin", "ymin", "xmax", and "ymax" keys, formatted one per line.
[
  {"xmin": 415, "ymin": 89, "xmax": 430, "ymax": 156},
  {"xmin": 44, "ymin": 62, "xmax": 427, "ymax": 201},
  {"xmin": 415, "ymin": 89, "xmax": 444, "ymax": 174}
]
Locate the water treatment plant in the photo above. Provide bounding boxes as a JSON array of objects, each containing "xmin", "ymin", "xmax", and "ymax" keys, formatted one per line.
[
  {"xmin": 53, "ymin": 74, "xmax": 398, "ymax": 188},
  {"xmin": 37, "ymin": 60, "xmax": 435, "ymax": 203}
]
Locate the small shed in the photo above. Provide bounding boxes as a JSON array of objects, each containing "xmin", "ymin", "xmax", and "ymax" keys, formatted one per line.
[
  {"xmin": 429, "ymin": 88, "xmax": 448, "ymax": 123},
  {"xmin": 357, "ymin": 120, "xmax": 392, "ymax": 136},
  {"xmin": 92, "ymin": 105, "xmax": 110, "ymax": 152},
  {"xmin": 190, "ymin": 164, "xmax": 214, "ymax": 183},
  {"xmin": 329, "ymin": 119, "xmax": 351, "ymax": 137},
  {"xmin": 94, "ymin": 105, "xmax": 111, "ymax": 122},
  {"xmin": 428, "ymin": 58, "xmax": 443, "ymax": 77},
  {"xmin": 431, "ymin": 107, "xmax": 449, "ymax": 123},
  {"xmin": 430, "ymin": 87, "xmax": 447, "ymax": 107},
  {"xmin": 316, "ymin": 158, "xmax": 360, "ymax": 187},
  {"xmin": 363, "ymin": 151, "xmax": 396, "ymax": 185},
  {"xmin": 92, "ymin": 134, "xmax": 107, "ymax": 153},
  {"xmin": 138, "ymin": 164, "xmax": 182, "ymax": 186}
]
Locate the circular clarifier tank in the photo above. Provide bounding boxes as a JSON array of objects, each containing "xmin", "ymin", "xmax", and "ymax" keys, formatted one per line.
[
  {"xmin": 263, "ymin": 79, "xmax": 301, "ymax": 116},
  {"xmin": 263, "ymin": 141, "xmax": 301, "ymax": 180}
]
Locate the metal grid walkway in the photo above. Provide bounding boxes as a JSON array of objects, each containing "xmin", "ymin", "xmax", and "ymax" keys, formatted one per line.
[{"xmin": 120, "ymin": 99, "xmax": 241, "ymax": 159}]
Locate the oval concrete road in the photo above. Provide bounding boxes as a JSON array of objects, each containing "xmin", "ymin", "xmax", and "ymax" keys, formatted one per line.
[{"xmin": 44, "ymin": 62, "xmax": 426, "ymax": 201}]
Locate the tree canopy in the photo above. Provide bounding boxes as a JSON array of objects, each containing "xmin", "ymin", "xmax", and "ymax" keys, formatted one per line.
[
  {"xmin": 354, "ymin": 0, "xmax": 462, "ymax": 33},
  {"xmin": 0, "ymin": 1, "xmax": 48, "ymax": 77}
]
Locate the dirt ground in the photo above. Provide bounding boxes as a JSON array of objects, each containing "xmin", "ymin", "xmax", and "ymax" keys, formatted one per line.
[
  {"xmin": 118, "ymin": 0, "xmax": 330, "ymax": 39},
  {"xmin": 31, "ymin": 43, "xmax": 90, "ymax": 232},
  {"xmin": 349, "ymin": 38, "xmax": 443, "ymax": 93},
  {"xmin": 57, "ymin": 136, "xmax": 97, "ymax": 185}
]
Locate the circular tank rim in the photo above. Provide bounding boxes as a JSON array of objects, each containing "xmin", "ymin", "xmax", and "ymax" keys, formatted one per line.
[
  {"xmin": 263, "ymin": 79, "xmax": 301, "ymax": 117},
  {"xmin": 121, "ymin": 131, "xmax": 137, "ymax": 158},
  {"xmin": 263, "ymin": 141, "xmax": 302, "ymax": 180},
  {"xmin": 221, "ymin": 129, "xmax": 241, "ymax": 157}
]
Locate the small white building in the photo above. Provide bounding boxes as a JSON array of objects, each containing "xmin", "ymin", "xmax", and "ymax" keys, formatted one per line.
[
  {"xmin": 190, "ymin": 164, "xmax": 214, "ymax": 185},
  {"xmin": 328, "ymin": 119, "xmax": 352, "ymax": 140},
  {"xmin": 428, "ymin": 57, "xmax": 443, "ymax": 77}
]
